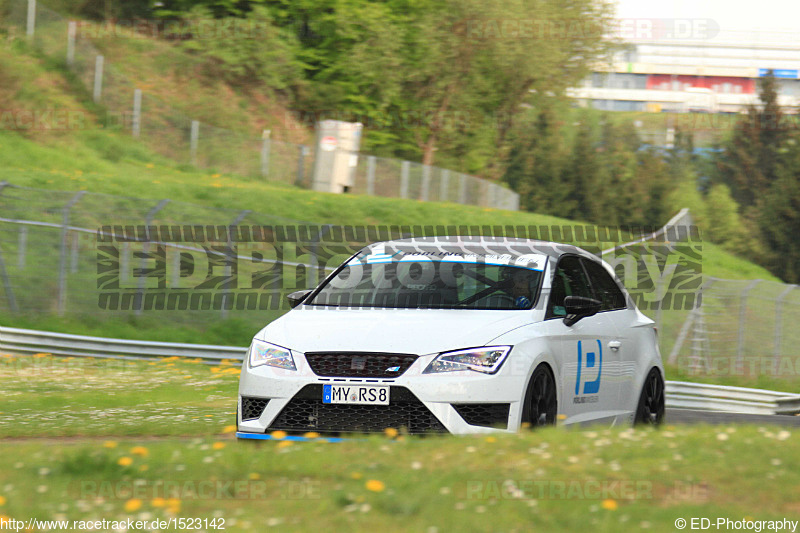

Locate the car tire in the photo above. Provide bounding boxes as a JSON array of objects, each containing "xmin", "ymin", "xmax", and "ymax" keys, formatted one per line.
[
  {"xmin": 634, "ymin": 368, "xmax": 665, "ymax": 426},
  {"xmin": 521, "ymin": 365, "xmax": 557, "ymax": 428}
]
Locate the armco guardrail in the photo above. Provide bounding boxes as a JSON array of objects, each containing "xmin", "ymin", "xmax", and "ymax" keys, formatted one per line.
[
  {"xmin": 665, "ymin": 381, "xmax": 800, "ymax": 416},
  {"xmin": 1, "ymin": 325, "xmax": 798, "ymax": 415},
  {"xmin": 0, "ymin": 326, "xmax": 246, "ymax": 363}
]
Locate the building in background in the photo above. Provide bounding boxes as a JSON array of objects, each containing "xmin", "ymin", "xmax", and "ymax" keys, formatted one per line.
[{"xmin": 569, "ymin": 29, "xmax": 800, "ymax": 113}]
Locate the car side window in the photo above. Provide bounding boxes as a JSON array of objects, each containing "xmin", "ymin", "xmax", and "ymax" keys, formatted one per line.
[
  {"xmin": 546, "ymin": 255, "xmax": 594, "ymax": 319},
  {"xmin": 581, "ymin": 258, "xmax": 627, "ymax": 311}
]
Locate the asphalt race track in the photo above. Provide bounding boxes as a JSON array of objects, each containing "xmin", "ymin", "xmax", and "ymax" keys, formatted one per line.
[{"xmin": 667, "ymin": 408, "xmax": 800, "ymax": 426}]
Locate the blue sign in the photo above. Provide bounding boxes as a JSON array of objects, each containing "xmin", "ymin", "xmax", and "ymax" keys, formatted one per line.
[
  {"xmin": 575, "ymin": 340, "xmax": 602, "ymax": 395},
  {"xmin": 759, "ymin": 69, "xmax": 798, "ymax": 79}
]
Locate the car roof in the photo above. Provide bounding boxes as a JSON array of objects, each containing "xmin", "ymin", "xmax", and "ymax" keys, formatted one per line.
[{"xmin": 363, "ymin": 236, "xmax": 598, "ymax": 261}]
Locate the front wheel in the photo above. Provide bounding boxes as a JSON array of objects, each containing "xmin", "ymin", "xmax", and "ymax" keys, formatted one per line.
[
  {"xmin": 521, "ymin": 365, "xmax": 558, "ymax": 428},
  {"xmin": 634, "ymin": 368, "xmax": 665, "ymax": 426}
]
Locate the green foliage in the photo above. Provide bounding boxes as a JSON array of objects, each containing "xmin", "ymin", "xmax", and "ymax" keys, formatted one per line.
[
  {"xmin": 717, "ymin": 70, "xmax": 786, "ymax": 211},
  {"xmin": 759, "ymin": 135, "xmax": 800, "ymax": 283},
  {"xmin": 179, "ymin": 6, "xmax": 302, "ymax": 92},
  {"xmin": 705, "ymin": 184, "xmax": 763, "ymax": 257}
]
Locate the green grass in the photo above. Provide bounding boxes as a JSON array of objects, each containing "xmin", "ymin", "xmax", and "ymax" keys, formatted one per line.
[
  {"xmin": 1, "ymin": 355, "xmax": 799, "ymax": 532},
  {"xmin": 1, "ymin": 427, "xmax": 798, "ymax": 531},
  {"xmin": 0, "ymin": 354, "xmax": 239, "ymax": 438}
]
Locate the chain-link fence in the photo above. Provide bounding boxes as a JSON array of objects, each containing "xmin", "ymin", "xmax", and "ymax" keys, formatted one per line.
[
  {"xmin": 666, "ymin": 278, "xmax": 800, "ymax": 376},
  {"xmin": 0, "ymin": 185, "xmax": 694, "ymax": 358},
  {"xmin": 3, "ymin": 0, "xmax": 519, "ymax": 210}
]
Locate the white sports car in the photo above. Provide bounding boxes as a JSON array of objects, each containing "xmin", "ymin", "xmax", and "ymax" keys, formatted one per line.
[{"xmin": 237, "ymin": 237, "xmax": 665, "ymax": 437}]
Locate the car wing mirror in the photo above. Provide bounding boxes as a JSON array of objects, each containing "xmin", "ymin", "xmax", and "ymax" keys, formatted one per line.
[
  {"xmin": 287, "ymin": 289, "xmax": 313, "ymax": 308},
  {"xmin": 562, "ymin": 295, "xmax": 602, "ymax": 327}
]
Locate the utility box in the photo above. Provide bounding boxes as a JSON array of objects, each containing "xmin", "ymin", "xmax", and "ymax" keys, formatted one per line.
[{"xmin": 311, "ymin": 120, "xmax": 363, "ymax": 193}]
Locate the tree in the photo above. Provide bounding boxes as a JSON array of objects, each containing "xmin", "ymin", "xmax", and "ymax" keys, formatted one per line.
[
  {"xmin": 716, "ymin": 70, "xmax": 786, "ymax": 211},
  {"xmin": 759, "ymin": 133, "xmax": 800, "ymax": 282}
]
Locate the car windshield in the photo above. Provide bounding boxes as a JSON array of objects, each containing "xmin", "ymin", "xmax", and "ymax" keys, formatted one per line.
[{"xmin": 306, "ymin": 248, "xmax": 547, "ymax": 310}]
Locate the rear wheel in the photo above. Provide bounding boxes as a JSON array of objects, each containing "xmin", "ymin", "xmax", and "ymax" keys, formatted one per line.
[
  {"xmin": 522, "ymin": 365, "xmax": 557, "ymax": 428},
  {"xmin": 634, "ymin": 368, "xmax": 665, "ymax": 426}
]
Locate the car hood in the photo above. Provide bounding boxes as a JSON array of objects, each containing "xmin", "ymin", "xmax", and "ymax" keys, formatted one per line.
[{"xmin": 256, "ymin": 307, "xmax": 536, "ymax": 354}]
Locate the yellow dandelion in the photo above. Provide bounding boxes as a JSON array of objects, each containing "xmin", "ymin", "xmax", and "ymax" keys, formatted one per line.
[
  {"xmin": 145, "ymin": 163, "xmax": 155, "ymax": 169},
  {"xmin": 277, "ymin": 441, "xmax": 292, "ymax": 449},
  {"xmin": 365, "ymin": 480, "xmax": 386, "ymax": 492},
  {"xmin": 166, "ymin": 498, "xmax": 181, "ymax": 514},
  {"xmin": 211, "ymin": 173, "xmax": 221, "ymax": 178},
  {"xmin": 601, "ymin": 499, "xmax": 618, "ymax": 511},
  {"xmin": 350, "ymin": 472, "xmax": 363, "ymax": 480},
  {"xmin": 103, "ymin": 441, "xmax": 118, "ymax": 449},
  {"xmin": 270, "ymin": 430, "xmax": 287, "ymax": 440},
  {"xmin": 117, "ymin": 457, "xmax": 133, "ymax": 467},
  {"xmin": 222, "ymin": 425, "xmax": 237, "ymax": 434},
  {"xmin": 139, "ymin": 465, "xmax": 149, "ymax": 472},
  {"xmin": 124, "ymin": 499, "xmax": 142, "ymax": 512},
  {"xmin": 303, "ymin": 432, "xmax": 320, "ymax": 439},
  {"xmin": 130, "ymin": 446, "xmax": 149, "ymax": 457},
  {"xmin": 151, "ymin": 497, "xmax": 165, "ymax": 508},
  {"xmin": 384, "ymin": 427, "xmax": 398, "ymax": 438},
  {"xmin": 485, "ymin": 436, "xmax": 497, "ymax": 443},
  {"xmin": 0, "ymin": 496, "xmax": 6, "ymax": 506},
  {"xmin": 212, "ymin": 442, "xmax": 226, "ymax": 450},
  {"xmin": 248, "ymin": 473, "xmax": 261, "ymax": 480},
  {"xmin": 0, "ymin": 516, "xmax": 10, "ymax": 525},
  {"xmin": 557, "ymin": 414, "xmax": 567, "ymax": 421}
]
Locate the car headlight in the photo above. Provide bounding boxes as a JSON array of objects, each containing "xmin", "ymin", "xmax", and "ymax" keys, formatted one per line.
[
  {"xmin": 423, "ymin": 346, "xmax": 511, "ymax": 375},
  {"xmin": 248, "ymin": 340, "xmax": 296, "ymax": 370}
]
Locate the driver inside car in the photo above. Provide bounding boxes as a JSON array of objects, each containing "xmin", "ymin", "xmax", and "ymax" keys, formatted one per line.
[{"xmin": 504, "ymin": 267, "xmax": 537, "ymax": 309}]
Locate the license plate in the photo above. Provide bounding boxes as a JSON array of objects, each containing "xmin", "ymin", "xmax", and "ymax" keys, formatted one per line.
[{"xmin": 323, "ymin": 384, "xmax": 390, "ymax": 405}]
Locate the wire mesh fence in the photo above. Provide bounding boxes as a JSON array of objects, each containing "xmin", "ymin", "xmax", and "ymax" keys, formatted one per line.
[
  {"xmin": 666, "ymin": 278, "xmax": 800, "ymax": 378},
  {"xmin": 3, "ymin": 0, "xmax": 519, "ymax": 210}
]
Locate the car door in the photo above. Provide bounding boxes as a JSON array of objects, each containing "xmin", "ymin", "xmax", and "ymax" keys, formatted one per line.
[
  {"xmin": 580, "ymin": 256, "xmax": 640, "ymax": 422},
  {"xmin": 546, "ymin": 255, "xmax": 621, "ymax": 425}
]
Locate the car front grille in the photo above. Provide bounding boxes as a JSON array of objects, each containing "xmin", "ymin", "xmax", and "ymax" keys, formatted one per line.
[
  {"xmin": 241, "ymin": 397, "xmax": 270, "ymax": 421},
  {"xmin": 304, "ymin": 352, "xmax": 418, "ymax": 378},
  {"xmin": 268, "ymin": 385, "xmax": 447, "ymax": 434},
  {"xmin": 452, "ymin": 403, "xmax": 510, "ymax": 429}
]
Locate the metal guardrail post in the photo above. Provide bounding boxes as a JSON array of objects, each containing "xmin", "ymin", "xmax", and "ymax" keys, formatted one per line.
[
  {"xmin": 459, "ymin": 174, "xmax": 468, "ymax": 204},
  {"xmin": 66, "ymin": 21, "xmax": 76, "ymax": 66},
  {"xmin": 221, "ymin": 210, "xmax": 251, "ymax": 319},
  {"xmin": 17, "ymin": 226, "xmax": 27, "ymax": 269},
  {"xmin": 190, "ymin": 120, "xmax": 199, "ymax": 166},
  {"xmin": 134, "ymin": 199, "xmax": 169, "ymax": 315},
  {"xmin": 0, "ymin": 244, "xmax": 18, "ymax": 313},
  {"xmin": 93, "ymin": 55, "xmax": 104, "ymax": 103},
  {"xmin": 773, "ymin": 284, "xmax": 796, "ymax": 370},
  {"xmin": 366, "ymin": 156, "xmax": 376, "ymax": 196},
  {"xmin": 421, "ymin": 165, "xmax": 431, "ymax": 201},
  {"xmin": 26, "ymin": 0, "xmax": 36, "ymax": 39},
  {"xmin": 440, "ymin": 169, "xmax": 449, "ymax": 202},
  {"xmin": 400, "ymin": 161, "xmax": 410, "ymax": 199},
  {"xmin": 260, "ymin": 130, "xmax": 271, "ymax": 178},
  {"xmin": 737, "ymin": 279, "xmax": 761, "ymax": 364},
  {"xmin": 132, "ymin": 89, "xmax": 142, "ymax": 138},
  {"xmin": 57, "ymin": 191, "xmax": 86, "ymax": 316}
]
